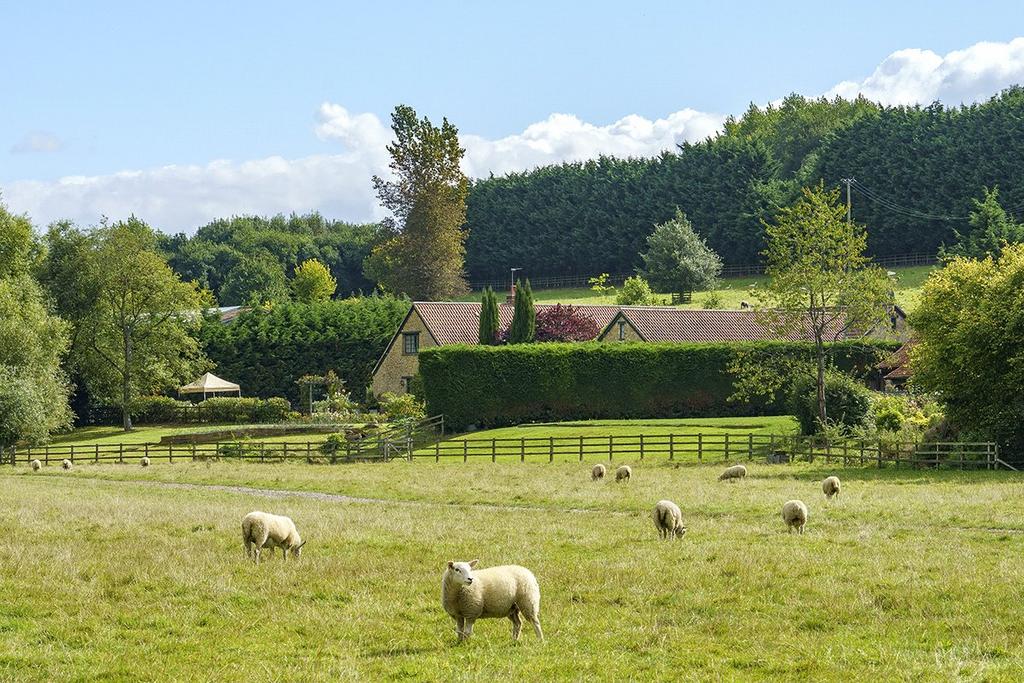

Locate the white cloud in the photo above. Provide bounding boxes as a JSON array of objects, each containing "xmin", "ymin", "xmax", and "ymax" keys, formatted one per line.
[
  {"xmin": 824, "ymin": 37, "xmax": 1024, "ymax": 105},
  {"xmin": 6, "ymin": 36, "xmax": 1024, "ymax": 233},
  {"xmin": 10, "ymin": 131, "xmax": 64, "ymax": 154}
]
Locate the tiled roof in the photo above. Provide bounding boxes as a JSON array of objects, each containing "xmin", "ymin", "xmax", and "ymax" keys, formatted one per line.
[
  {"xmin": 413, "ymin": 302, "xmax": 621, "ymax": 345},
  {"xmin": 876, "ymin": 340, "xmax": 915, "ymax": 379},
  {"xmin": 614, "ymin": 307, "xmax": 847, "ymax": 342}
]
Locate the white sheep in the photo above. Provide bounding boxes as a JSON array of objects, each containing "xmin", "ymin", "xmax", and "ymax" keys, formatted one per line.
[
  {"xmin": 652, "ymin": 500, "xmax": 687, "ymax": 539},
  {"xmin": 822, "ymin": 475, "xmax": 841, "ymax": 499},
  {"xmin": 782, "ymin": 500, "xmax": 808, "ymax": 534},
  {"xmin": 591, "ymin": 463, "xmax": 606, "ymax": 481},
  {"xmin": 30, "ymin": 459, "xmax": 41, "ymax": 472},
  {"xmin": 442, "ymin": 560, "xmax": 543, "ymax": 642},
  {"xmin": 141, "ymin": 456, "xmax": 151, "ymax": 467},
  {"xmin": 718, "ymin": 464, "xmax": 747, "ymax": 481},
  {"xmin": 61, "ymin": 459, "xmax": 73, "ymax": 471},
  {"xmin": 615, "ymin": 465, "xmax": 632, "ymax": 483},
  {"xmin": 241, "ymin": 511, "xmax": 305, "ymax": 562}
]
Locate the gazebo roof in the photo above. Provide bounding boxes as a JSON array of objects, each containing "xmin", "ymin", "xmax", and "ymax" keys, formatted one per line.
[{"xmin": 179, "ymin": 372, "xmax": 240, "ymax": 395}]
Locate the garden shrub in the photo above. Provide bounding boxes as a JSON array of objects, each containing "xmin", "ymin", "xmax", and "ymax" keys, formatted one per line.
[
  {"xmin": 379, "ymin": 392, "xmax": 426, "ymax": 421},
  {"xmin": 788, "ymin": 372, "xmax": 872, "ymax": 435},
  {"xmin": 130, "ymin": 396, "xmax": 192, "ymax": 423},
  {"xmin": 420, "ymin": 341, "xmax": 895, "ymax": 430},
  {"xmin": 615, "ymin": 276, "xmax": 657, "ymax": 305},
  {"xmin": 129, "ymin": 396, "xmax": 292, "ymax": 425}
]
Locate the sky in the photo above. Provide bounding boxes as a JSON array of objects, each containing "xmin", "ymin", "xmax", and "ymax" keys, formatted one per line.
[{"xmin": 4, "ymin": 1, "xmax": 1024, "ymax": 233}]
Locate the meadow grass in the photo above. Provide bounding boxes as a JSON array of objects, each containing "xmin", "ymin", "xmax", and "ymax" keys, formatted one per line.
[
  {"xmin": 459, "ymin": 264, "xmax": 934, "ymax": 313},
  {"xmin": 3, "ymin": 459, "xmax": 1024, "ymax": 681}
]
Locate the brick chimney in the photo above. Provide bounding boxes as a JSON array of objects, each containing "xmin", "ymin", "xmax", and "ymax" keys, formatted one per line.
[{"xmin": 506, "ymin": 283, "xmax": 516, "ymax": 304}]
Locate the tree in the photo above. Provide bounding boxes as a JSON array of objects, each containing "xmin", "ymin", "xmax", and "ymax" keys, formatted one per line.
[
  {"xmin": 615, "ymin": 275, "xmax": 657, "ymax": 305},
  {"xmin": 507, "ymin": 279, "xmax": 535, "ymax": 343},
  {"xmin": 641, "ymin": 209, "xmax": 722, "ymax": 293},
  {"xmin": 755, "ymin": 184, "xmax": 892, "ymax": 430},
  {"xmin": 220, "ymin": 253, "xmax": 290, "ymax": 306},
  {"xmin": 74, "ymin": 218, "xmax": 211, "ymax": 430},
  {"xmin": 535, "ymin": 304, "xmax": 600, "ymax": 342},
  {"xmin": 940, "ymin": 187, "xmax": 1024, "ymax": 261},
  {"xmin": 912, "ymin": 243, "xmax": 1024, "ymax": 454},
  {"xmin": 368, "ymin": 104, "xmax": 469, "ymax": 299},
  {"xmin": 291, "ymin": 258, "xmax": 337, "ymax": 302},
  {"xmin": 478, "ymin": 287, "xmax": 499, "ymax": 344},
  {"xmin": 0, "ymin": 204, "xmax": 72, "ymax": 447}
]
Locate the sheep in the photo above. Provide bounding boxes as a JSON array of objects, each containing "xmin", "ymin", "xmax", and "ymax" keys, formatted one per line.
[
  {"xmin": 718, "ymin": 464, "xmax": 747, "ymax": 482},
  {"xmin": 615, "ymin": 465, "xmax": 632, "ymax": 483},
  {"xmin": 822, "ymin": 475, "xmax": 841, "ymax": 499},
  {"xmin": 241, "ymin": 511, "xmax": 305, "ymax": 562},
  {"xmin": 782, "ymin": 500, "xmax": 808, "ymax": 534},
  {"xmin": 442, "ymin": 559, "xmax": 543, "ymax": 643},
  {"xmin": 591, "ymin": 463, "xmax": 606, "ymax": 481},
  {"xmin": 61, "ymin": 459, "xmax": 73, "ymax": 471},
  {"xmin": 652, "ymin": 500, "xmax": 687, "ymax": 539},
  {"xmin": 30, "ymin": 459, "xmax": 41, "ymax": 472},
  {"xmin": 141, "ymin": 456, "xmax": 151, "ymax": 468}
]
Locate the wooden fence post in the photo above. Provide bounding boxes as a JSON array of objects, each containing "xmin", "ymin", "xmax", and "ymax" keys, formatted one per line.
[
  {"xmin": 463, "ymin": 440, "xmax": 468, "ymax": 463},
  {"xmin": 520, "ymin": 438, "xmax": 525, "ymax": 463},
  {"xmin": 579, "ymin": 435, "xmax": 584, "ymax": 463},
  {"xmin": 144, "ymin": 443, "xmax": 149, "ymax": 463},
  {"xmin": 435, "ymin": 439, "xmax": 441, "ymax": 463},
  {"xmin": 748, "ymin": 434, "xmax": 753, "ymax": 460},
  {"xmin": 95, "ymin": 444, "xmax": 99, "ymax": 464},
  {"xmin": 768, "ymin": 434, "xmax": 775, "ymax": 462},
  {"xmin": 608, "ymin": 435, "xmax": 614, "ymax": 462},
  {"xmin": 877, "ymin": 440, "xmax": 883, "ymax": 468},
  {"xmin": 639, "ymin": 434, "xmax": 645, "ymax": 460},
  {"xmin": 697, "ymin": 434, "xmax": 703, "ymax": 463},
  {"xmin": 168, "ymin": 444, "xmax": 173, "ymax": 464},
  {"xmin": 724, "ymin": 434, "xmax": 730, "ymax": 462},
  {"xmin": 669, "ymin": 434, "xmax": 675, "ymax": 461},
  {"xmin": 549, "ymin": 437, "xmax": 554, "ymax": 463},
  {"xmin": 491, "ymin": 438, "xmax": 496, "ymax": 463},
  {"xmin": 119, "ymin": 443, "xmax": 124, "ymax": 464}
]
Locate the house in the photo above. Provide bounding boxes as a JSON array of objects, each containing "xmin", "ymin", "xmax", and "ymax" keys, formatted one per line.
[
  {"xmin": 873, "ymin": 340, "xmax": 915, "ymax": 391},
  {"xmin": 370, "ymin": 302, "xmax": 908, "ymax": 396}
]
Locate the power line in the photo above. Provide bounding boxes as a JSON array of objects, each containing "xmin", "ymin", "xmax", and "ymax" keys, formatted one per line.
[{"xmin": 849, "ymin": 180, "xmax": 970, "ymax": 221}]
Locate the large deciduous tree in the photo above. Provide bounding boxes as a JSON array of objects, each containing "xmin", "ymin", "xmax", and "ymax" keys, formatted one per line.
[
  {"xmin": 367, "ymin": 104, "xmax": 469, "ymax": 299},
  {"xmin": 0, "ymin": 204, "xmax": 72, "ymax": 448},
  {"xmin": 71, "ymin": 218, "xmax": 210, "ymax": 430},
  {"xmin": 291, "ymin": 258, "xmax": 337, "ymax": 303},
  {"xmin": 220, "ymin": 253, "xmax": 290, "ymax": 306},
  {"xmin": 640, "ymin": 209, "xmax": 722, "ymax": 294},
  {"xmin": 912, "ymin": 244, "xmax": 1024, "ymax": 455},
  {"xmin": 752, "ymin": 184, "xmax": 893, "ymax": 430}
]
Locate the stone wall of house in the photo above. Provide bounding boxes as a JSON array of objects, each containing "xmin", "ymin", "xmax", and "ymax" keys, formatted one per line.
[
  {"xmin": 370, "ymin": 309, "xmax": 434, "ymax": 396},
  {"xmin": 598, "ymin": 316, "xmax": 644, "ymax": 342}
]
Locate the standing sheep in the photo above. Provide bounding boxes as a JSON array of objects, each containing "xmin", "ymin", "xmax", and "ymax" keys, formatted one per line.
[
  {"xmin": 782, "ymin": 500, "xmax": 808, "ymax": 534},
  {"xmin": 241, "ymin": 511, "xmax": 305, "ymax": 562},
  {"xmin": 442, "ymin": 559, "xmax": 543, "ymax": 643},
  {"xmin": 615, "ymin": 465, "xmax": 632, "ymax": 483},
  {"xmin": 822, "ymin": 475, "xmax": 841, "ymax": 499},
  {"xmin": 61, "ymin": 459, "xmax": 73, "ymax": 471},
  {"xmin": 591, "ymin": 463, "xmax": 606, "ymax": 481},
  {"xmin": 718, "ymin": 464, "xmax": 747, "ymax": 482},
  {"xmin": 30, "ymin": 459, "xmax": 41, "ymax": 472},
  {"xmin": 652, "ymin": 500, "xmax": 687, "ymax": 539},
  {"xmin": 141, "ymin": 456, "xmax": 151, "ymax": 468}
]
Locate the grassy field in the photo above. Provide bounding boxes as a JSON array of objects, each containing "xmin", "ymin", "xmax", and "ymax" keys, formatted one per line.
[
  {"xmin": 46, "ymin": 423, "xmax": 370, "ymax": 448},
  {"xmin": 4, "ymin": 459, "xmax": 1024, "ymax": 680},
  {"xmin": 461, "ymin": 265, "xmax": 934, "ymax": 312}
]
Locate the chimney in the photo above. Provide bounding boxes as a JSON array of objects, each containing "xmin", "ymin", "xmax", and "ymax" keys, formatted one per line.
[{"xmin": 506, "ymin": 283, "xmax": 516, "ymax": 304}]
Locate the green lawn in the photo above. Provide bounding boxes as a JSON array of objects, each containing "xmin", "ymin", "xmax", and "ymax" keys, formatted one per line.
[
  {"xmin": 3, "ymin": 460, "xmax": 1023, "ymax": 680},
  {"xmin": 46, "ymin": 423, "xmax": 370, "ymax": 448},
  {"xmin": 461, "ymin": 264, "xmax": 934, "ymax": 312},
  {"xmin": 452, "ymin": 416, "xmax": 797, "ymax": 441}
]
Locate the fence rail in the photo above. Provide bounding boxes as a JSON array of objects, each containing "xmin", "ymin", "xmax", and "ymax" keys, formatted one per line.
[
  {"xmin": 468, "ymin": 253, "xmax": 939, "ymax": 291},
  {"xmin": 4, "ymin": 431, "xmax": 998, "ymax": 470}
]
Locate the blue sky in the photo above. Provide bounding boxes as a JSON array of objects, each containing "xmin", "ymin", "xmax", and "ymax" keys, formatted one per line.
[{"xmin": 4, "ymin": 1, "xmax": 1024, "ymax": 232}]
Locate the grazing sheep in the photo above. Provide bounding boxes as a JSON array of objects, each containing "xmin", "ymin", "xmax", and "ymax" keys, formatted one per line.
[
  {"xmin": 241, "ymin": 511, "xmax": 305, "ymax": 562},
  {"xmin": 141, "ymin": 456, "xmax": 151, "ymax": 468},
  {"xmin": 30, "ymin": 459, "xmax": 41, "ymax": 472},
  {"xmin": 442, "ymin": 559, "xmax": 543, "ymax": 643},
  {"xmin": 652, "ymin": 500, "xmax": 687, "ymax": 539},
  {"xmin": 591, "ymin": 463, "xmax": 606, "ymax": 481},
  {"xmin": 718, "ymin": 464, "xmax": 747, "ymax": 482},
  {"xmin": 822, "ymin": 475, "xmax": 841, "ymax": 499},
  {"xmin": 782, "ymin": 500, "xmax": 808, "ymax": 534},
  {"xmin": 61, "ymin": 459, "xmax": 73, "ymax": 471},
  {"xmin": 615, "ymin": 465, "xmax": 632, "ymax": 483}
]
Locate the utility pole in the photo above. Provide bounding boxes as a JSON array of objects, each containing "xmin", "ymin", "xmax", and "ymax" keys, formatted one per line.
[{"xmin": 841, "ymin": 178, "xmax": 854, "ymax": 226}]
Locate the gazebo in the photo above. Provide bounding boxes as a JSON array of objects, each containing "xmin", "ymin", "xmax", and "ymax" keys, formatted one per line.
[{"xmin": 179, "ymin": 372, "xmax": 241, "ymax": 401}]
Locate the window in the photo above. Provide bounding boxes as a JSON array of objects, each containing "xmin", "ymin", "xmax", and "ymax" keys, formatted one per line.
[
  {"xmin": 618, "ymin": 321, "xmax": 627, "ymax": 341},
  {"xmin": 400, "ymin": 376, "xmax": 414, "ymax": 393},
  {"xmin": 402, "ymin": 332, "xmax": 420, "ymax": 355}
]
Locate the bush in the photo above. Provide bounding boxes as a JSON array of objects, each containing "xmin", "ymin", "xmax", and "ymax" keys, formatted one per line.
[
  {"xmin": 788, "ymin": 372, "xmax": 872, "ymax": 435},
  {"xmin": 379, "ymin": 392, "xmax": 426, "ymax": 421},
  {"xmin": 535, "ymin": 304, "xmax": 600, "ymax": 342},
  {"xmin": 130, "ymin": 396, "xmax": 192, "ymax": 423},
  {"xmin": 615, "ymin": 276, "xmax": 657, "ymax": 305},
  {"xmin": 420, "ymin": 341, "xmax": 894, "ymax": 430}
]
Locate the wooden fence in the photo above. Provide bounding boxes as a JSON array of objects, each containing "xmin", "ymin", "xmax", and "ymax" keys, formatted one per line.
[{"xmin": 4, "ymin": 432, "xmax": 1001, "ymax": 470}]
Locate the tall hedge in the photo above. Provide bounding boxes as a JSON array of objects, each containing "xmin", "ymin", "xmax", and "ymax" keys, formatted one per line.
[
  {"xmin": 201, "ymin": 295, "xmax": 409, "ymax": 404},
  {"xmin": 419, "ymin": 341, "xmax": 896, "ymax": 430}
]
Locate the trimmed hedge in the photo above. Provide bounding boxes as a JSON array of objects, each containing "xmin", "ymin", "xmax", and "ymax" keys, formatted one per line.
[
  {"xmin": 129, "ymin": 396, "xmax": 292, "ymax": 425},
  {"xmin": 420, "ymin": 341, "xmax": 897, "ymax": 430}
]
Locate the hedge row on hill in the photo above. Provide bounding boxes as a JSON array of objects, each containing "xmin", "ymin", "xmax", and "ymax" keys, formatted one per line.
[
  {"xmin": 201, "ymin": 295, "xmax": 409, "ymax": 404},
  {"xmin": 419, "ymin": 341, "xmax": 898, "ymax": 430}
]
